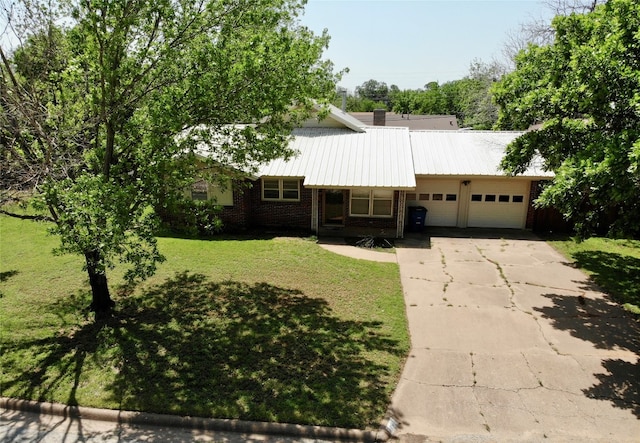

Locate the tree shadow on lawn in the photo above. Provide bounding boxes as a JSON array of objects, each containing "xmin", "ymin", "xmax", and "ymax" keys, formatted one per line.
[
  {"xmin": 0, "ymin": 269, "xmax": 19, "ymax": 297},
  {"xmin": 534, "ymin": 292, "xmax": 640, "ymax": 418},
  {"xmin": 569, "ymin": 250, "xmax": 640, "ymax": 307},
  {"xmin": 3, "ymin": 272, "xmax": 403, "ymax": 429}
]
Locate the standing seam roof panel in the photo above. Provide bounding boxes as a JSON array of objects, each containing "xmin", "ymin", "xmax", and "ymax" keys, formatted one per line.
[
  {"xmin": 410, "ymin": 131, "xmax": 552, "ymax": 177},
  {"xmin": 258, "ymin": 127, "xmax": 415, "ymax": 188}
]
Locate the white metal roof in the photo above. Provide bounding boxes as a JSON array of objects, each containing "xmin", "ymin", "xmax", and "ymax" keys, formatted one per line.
[
  {"xmin": 257, "ymin": 126, "xmax": 416, "ymax": 189},
  {"xmin": 410, "ymin": 131, "xmax": 553, "ymax": 178}
]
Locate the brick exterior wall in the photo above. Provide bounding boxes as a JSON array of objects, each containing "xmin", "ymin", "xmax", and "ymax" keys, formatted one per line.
[
  {"xmin": 217, "ymin": 181, "xmax": 252, "ymax": 230},
  {"xmin": 247, "ymin": 180, "xmax": 313, "ymax": 230},
  {"xmin": 525, "ymin": 181, "xmax": 539, "ymax": 230},
  {"xmin": 526, "ymin": 180, "xmax": 572, "ymax": 233},
  {"xmin": 219, "ymin": 183, "xmax": 400, "ymax": 235}
]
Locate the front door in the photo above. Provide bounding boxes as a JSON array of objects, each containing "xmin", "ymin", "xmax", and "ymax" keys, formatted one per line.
[{"xmin": 323, "ymin": 190, "xmax": 344, "ymax": 225}]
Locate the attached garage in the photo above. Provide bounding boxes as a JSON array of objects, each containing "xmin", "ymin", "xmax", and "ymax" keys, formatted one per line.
[
  {"xmin": 466, "ymin": 180, "xmax": 530, "ymax": 229},
  {"xmin": 409, "ymin": 131, "xmax": 554, "ymax": 231},
  {"xmin": 406, "ymin": 179, "xmax": 460, "ymax": 227},
  {"xmin": 407, "ymin": 178, "xmax": 531, "ymax": 229}
]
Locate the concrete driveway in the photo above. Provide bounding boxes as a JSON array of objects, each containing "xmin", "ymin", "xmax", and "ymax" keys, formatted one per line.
[{"xmin": 390, "ymin": 229, "xmax": 640, "ymax": 442}]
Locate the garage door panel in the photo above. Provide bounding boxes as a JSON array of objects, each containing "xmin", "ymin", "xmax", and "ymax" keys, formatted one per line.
[
  {"xmin": 408, "ymin": 179, "xmax": 460, "ymax": 227},
  {"xmin": 468, "ymin": 181, "xmax": 529, "ymax": 229}
]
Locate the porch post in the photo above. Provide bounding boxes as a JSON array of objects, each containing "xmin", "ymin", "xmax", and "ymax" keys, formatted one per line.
[
  {"xmin": 311, "ymin": 188, "xmax": 319, "ymax": 233},
  {"xmin": 397, "ymin": 190, "xmax": 406, "ymax": 238}
]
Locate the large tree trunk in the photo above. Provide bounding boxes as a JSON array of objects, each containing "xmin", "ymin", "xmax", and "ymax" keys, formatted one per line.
[{"xmin": 85, "ymin": 250, "xmax": 114, "ymax": 320}]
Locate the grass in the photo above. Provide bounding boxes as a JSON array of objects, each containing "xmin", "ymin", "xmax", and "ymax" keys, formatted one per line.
[
  {"xmin": 545, "ymin": 236, "xmax": 640, "ymax": 314},
  {"xmin": 0, "ymin": 214, "xmax": 409, "ymax": 429}
]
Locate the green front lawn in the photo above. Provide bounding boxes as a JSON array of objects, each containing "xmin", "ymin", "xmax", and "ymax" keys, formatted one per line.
[
  {"xmin": 0, "ymin": 215, "xmax": 409, "ymax": 429},
  {"xmin": 546, "ymin": 236, "xmax": 640, "ymax": 314}
]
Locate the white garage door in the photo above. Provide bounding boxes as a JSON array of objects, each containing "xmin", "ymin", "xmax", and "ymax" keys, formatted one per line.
[
  {"xmin": 407, "ymin": 179, "xmax": 460, "ymax": 227},
  {"xmin": 467, "ymin": 180, "xmax": 529, "ymax": 229}
]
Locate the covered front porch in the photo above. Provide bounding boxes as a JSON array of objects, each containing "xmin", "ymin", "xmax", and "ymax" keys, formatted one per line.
[{"xmin": 310, "ymin": 188, "xmax": 409, "ymax": 239}]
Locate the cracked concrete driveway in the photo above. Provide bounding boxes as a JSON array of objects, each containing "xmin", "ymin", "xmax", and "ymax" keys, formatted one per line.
[{"xmin": 390, "ymin": 230, "xmax": 640, "ymax": 443}]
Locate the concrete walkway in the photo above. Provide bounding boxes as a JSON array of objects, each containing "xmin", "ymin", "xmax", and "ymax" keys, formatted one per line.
[
  {"xmin": 390, "ymin": 231, "xmax": 640, "ymax": 442},
  {"xmin": 317, "ymin": 238, "xmax": 397, "ymax": 263}
]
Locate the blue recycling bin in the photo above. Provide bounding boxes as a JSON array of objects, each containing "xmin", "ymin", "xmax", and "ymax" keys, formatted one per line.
[{"xmin": 408, "ymin": 206, "xmax": 427, "ymax": 232}]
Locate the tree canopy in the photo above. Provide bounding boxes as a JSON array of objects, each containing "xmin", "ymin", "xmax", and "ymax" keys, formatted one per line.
[
  {"xmin": 339, "ymin": 59, "xmax": 505, "ymax": 129},
  {"xmin": 494, "ymin": 0, "xmax": 640, "ymax": 237},
  {"xmin": 1, "ymin": 0, "xmax": 339, "ymax": 318}
]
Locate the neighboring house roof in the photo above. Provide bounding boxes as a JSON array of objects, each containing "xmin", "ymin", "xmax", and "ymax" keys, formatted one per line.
[
  {"xmin": 257, "ymin": 126, "xmax": 416, "ymax": 189},
  {"xmin": 349, "ymin": 112, "xmax": 459, "ymax": 130},
  {"xmin": 410, "ymin": 131, "xmax": 553, "ymax": 178}
]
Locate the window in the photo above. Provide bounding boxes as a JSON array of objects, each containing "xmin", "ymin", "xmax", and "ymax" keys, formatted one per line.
[
  {"xmin": 350, "ymin": 189, "xmax": 370, "ymax": 215},
  {"xmin": 350, "ymin": 189, "xmax": 393, "ymax": 217},
  {"xmin": 446, "ymin": 194, "xmax": 457, "ymax": 201},
  {"xmin": 485, "ymin": 194, "xmax": 496, "ymax": 202},
  {"xmin": 282, "ymin": 180, "xmax": 299, "ymax": 200},
  {"xmin": 406, "ymin": 193, "xmax": 417, "ymax": 200},
  {"xmin": 191, "ymin": 180, "xmax": 209, "ymax": 201},
  {"xmin": 262, "ymin": 178, "xmax": 300, "ymax": 201},
  {"xmin": 263, "ymin": 179, "xmax": 280, "ymax": 199},
  {"xmin": 372, "ymin": 190, "xmax": 393, "ymax": 216},
  {"xmin": 432, "ymin": 193, "xmax": 443, "ymax": 201},
  {"xmin": 499, "ymin": 195, "xmax": 510, "ymax": 202},
  {"xmin": 419, "ymin": 193, "xmax": 430, "ymax": 201},
  {"xmin": 471, "ymin": 194, "xmax": 482, "ymax": 202},
  {"xmin": 512, "ymin": 195, "xmax": 524, "ymax": 203}
]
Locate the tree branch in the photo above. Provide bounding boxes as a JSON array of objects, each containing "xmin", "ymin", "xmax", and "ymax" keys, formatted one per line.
[{"xmin": 0, "ymin": 208, "xmax": 54, "ymax": 222}]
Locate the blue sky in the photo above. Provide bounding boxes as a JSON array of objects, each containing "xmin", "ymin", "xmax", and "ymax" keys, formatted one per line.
[{"xmin": 300, "ymin": 0, "xmax": 552, "ymax": 92}]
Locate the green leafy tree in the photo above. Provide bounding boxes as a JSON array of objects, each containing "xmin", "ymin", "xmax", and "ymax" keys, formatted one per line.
[
  {"xmin": 439, "ymin": 79, "xmax": 472, "ymax": 124},
  {"xmin": 391, "ymin": 89, "xmax": 420, "ymax": 115},
  {"xmin": 384, "ymin": 61, "xmax": 504, "ymax": 128},
  {"xmin": 502, "ymin": 0, "xmax": 606, "ymax": 66},
  {"xmin": 463, "ymin": 59, "xmax": 505, "ymax": 129},
  {"xmin": 415, "ymin": 81, "xmax": 446, "ymax": 115},
  {"xmin": 494, "ymin": 0, "xmax": 640, "ymax": 237},
  {"xmin": 355, "ymin": 79, "xmax": 389, "ymax": 106},
  {"xmin": 341, "ymin": 95, "xmax": 386, "ymax": 112},
  {"xmin": 1, "ymin": 0, "xmax": 338, "ymax": 319}
]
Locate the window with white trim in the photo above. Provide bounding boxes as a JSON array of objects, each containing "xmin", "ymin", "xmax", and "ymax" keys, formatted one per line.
[
  {"xmin": 262, "ymin": 178, "xmax": 300, "ymax": 201},
  {"xmin": 349, "ymin": 189, "xmax": 393, "ymax": 217}
]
